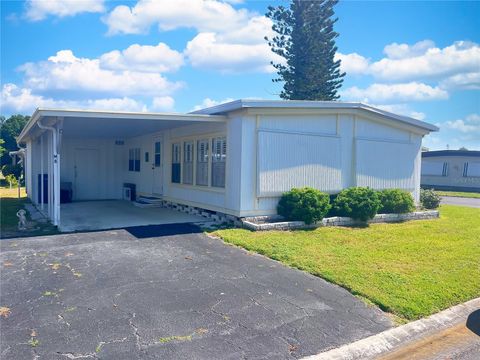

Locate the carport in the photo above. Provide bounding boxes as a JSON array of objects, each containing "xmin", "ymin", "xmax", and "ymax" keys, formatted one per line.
[
  {"xmin": 16, "ymin": 108, "xmax": 227, "ymax": 231},
  {"xmin": 59, "ymin": 200, "xmax": 207, "ymax": 232}
]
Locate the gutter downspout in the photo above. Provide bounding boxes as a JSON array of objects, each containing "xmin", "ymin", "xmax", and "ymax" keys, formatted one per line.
[{"xmin": 37, "ymin": 119, "xmax": 60, "ymax": 227}]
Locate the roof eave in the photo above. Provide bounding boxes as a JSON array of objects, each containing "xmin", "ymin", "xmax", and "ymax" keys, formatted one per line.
[{"xmin": 191, "ymin": 99, "xmax": 439, "ymax": 133}]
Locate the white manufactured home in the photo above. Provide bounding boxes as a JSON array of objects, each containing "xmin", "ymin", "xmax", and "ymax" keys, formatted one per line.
[
  {"xmin": 421, "ymin": 150, "xmax": 480, "ymax": 191},
  {"xmin": 16, "ymin": 100, "xmax": 438, "ymax": 231}
]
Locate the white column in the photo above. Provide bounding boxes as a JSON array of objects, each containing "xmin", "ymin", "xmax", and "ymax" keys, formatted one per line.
[
  {"xmin": 53, "ymin": 133, "xmax": 61, "ymax": 226},
  {"xmin": 40, "ymin": 134, "xmax": 44, "ymax": 210}
]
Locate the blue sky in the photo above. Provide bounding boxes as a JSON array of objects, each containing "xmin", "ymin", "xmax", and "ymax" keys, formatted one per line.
[{"xmin": 1, "ymin": 0, "xmax": 479, "ymax": 149}]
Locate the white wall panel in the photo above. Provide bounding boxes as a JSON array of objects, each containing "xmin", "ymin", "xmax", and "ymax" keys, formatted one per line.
[
  {"xmin": 257, "ymin": 131, "xmax": 342, "ymax": 195},
  {"xmin": 61, "ymin": 138, "xmax": 122, "ymax": 200},
  {"xmin": 259, "ymin": 115, "xmax": 337, "ymax": 135},
  {"xmin": 355, "ymin": 139, "xmax": 417, "ymax": 190},
  {"xmin": 356, "ymin": 117, "xmax": 410, "ymax": 142}
]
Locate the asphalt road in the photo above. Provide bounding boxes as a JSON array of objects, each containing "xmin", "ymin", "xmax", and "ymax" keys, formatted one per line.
[
  {"xmin": 378, "ymin": 310, "xmax": 480, "ymax": 360},
  {"xmin": 441, "ymin": 196, "xmax": 480, "ymax": 208},
  {"xmin": 0, "ymin": 225, "xmax": 391, "ymax": 359}
]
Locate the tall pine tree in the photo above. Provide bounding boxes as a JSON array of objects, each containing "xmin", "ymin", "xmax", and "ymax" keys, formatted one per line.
[{"xmin": 266, "ymin": 0, "xmax": 345, "ymax": 100}]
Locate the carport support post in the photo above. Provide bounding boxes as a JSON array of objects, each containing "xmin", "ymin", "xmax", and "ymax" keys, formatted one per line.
[
  {"xmin": 37, "ymin": 119, "xmax": 61, "ymax": 226},
  {"xmin": 40, "ymin": 134, "xmax": 44, "ymax": 211}
]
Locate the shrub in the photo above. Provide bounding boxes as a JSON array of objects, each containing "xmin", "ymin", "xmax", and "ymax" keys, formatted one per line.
[
  {"xmin": 277, "ymin": 187, "xmax": 331, "ymax": 225},
  {"xmin": 378, "ymin": 189, "xmax": 415, "ymax": 214},
  {"xmin": 333, "ymin": 187, "xmax": 381, "ymax": 222},
  {"xmin": 420, "ymin": 189, "xmax": 441, "ymax": 209}
]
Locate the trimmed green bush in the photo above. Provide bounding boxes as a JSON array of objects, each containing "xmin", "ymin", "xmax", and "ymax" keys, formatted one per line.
[
  {"xmin": 277, "ymin": 187, "xmax": 331, "ymax": 225},
  {"xmin": 333, "ymin": 187, "xmax": 381, "ymax": 222},
  {"xmin": 420, "ymin": 189, "xmax": 441, "ymax": 209},
  {"xmin": 378, "ymin": 189, "xmax": 415, "ymax": 214}
]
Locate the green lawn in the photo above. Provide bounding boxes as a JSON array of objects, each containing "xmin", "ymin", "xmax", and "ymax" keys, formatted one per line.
[
  {"xmin": 435, "ymin": 190, "xmax": 480, "ymax": 199},
  {"xmin": 214, "ymin": 205, "xmax": 480, "ymax": 321},
  {"xmin": 1, "ymin": 187, "xmax": 58, "ymax": 238}
]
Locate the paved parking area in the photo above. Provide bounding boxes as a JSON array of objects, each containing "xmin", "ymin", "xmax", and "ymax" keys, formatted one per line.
[
  {"xmin": 441, "ymin": 196, "xmax": 480, "ymax": 208},
  {"xmin": 0, "ymin": 225, "xmax": 392, "ymax": 359}
]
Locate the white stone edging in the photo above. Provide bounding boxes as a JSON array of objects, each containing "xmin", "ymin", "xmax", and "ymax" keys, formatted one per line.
[
  {"xmin": 301, "ymin": 297, "xmax": 480, "ymax": 360},
  {"xmin": 241, "ymin": 211, "xmax": 439, "ymax": 231}
]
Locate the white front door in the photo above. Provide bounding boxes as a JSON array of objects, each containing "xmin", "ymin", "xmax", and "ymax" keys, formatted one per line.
[
  {"xmin": 152, "ymin": 139, "xmax": 163, "ymax": 195},
  {"xmin": 74, "ymin": 148, "xmax": 100, "ymax": 200}
]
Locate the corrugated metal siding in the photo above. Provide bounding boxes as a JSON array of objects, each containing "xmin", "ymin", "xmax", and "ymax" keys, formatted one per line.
[
  {"xmin": 355, "ymin": 117, "xmax": 410, "ymax": 141},
  {"xmin": 355, "ymin": 139, "xmax": 417, "ymax": 190},
  {"xmin": 257, "ymin": 130, "xmax": 342, "ymax": 195},
  {"xmin": 259, "ymin": 115, "xmax": 337, "ymax": 135}
]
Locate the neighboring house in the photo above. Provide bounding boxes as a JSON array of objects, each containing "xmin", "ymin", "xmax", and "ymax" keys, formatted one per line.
[
  {"xmin": 16, "ymin": 100, "xmax": 437, "ymax": 230},
  {"xmin": 421, "ymin": 150, "xmax": 480, "ymax": 191}
]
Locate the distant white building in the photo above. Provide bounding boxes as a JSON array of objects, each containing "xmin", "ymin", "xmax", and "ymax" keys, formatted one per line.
[
  {"xmin": 16, "ymin": 100, "xmax": 437, "ymax": 231},
  {"xmin": 421, "ymin": 150, "xmax": 480, "ymax": 192}
]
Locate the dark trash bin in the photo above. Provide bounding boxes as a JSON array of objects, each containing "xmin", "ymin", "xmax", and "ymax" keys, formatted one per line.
[{"xmin": 61, "ymin": 182, "xmax": 73, "ymax": 203}]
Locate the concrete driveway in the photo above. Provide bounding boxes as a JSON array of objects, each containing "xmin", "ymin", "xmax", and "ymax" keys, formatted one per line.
[{"xmin": 0, "ymin": 225, "xmax": 392, "ymax": 359}]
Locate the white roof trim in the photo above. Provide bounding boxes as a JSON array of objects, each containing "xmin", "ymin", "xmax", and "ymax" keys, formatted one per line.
[
  {"xmin": 190, "ymin": 99, "xmax": 439, "ymax": 132},
  {"xmin": 17, "ymin": 108, "xmax": 227, "ymax": 143}
]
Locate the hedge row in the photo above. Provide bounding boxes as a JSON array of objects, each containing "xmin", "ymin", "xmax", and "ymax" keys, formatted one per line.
[{"xmin": 277, "ymin": 187, "xmax": 432, "ymax": 225}]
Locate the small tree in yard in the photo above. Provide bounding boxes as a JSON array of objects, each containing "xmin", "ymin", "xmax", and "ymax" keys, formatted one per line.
[
  {"xmin": 4, "ymin": 174, "xmax": 18, "ymax": 189},
  {"xmin": 266, "ymin": 0, "xmax": 345, "ymax": 100}
]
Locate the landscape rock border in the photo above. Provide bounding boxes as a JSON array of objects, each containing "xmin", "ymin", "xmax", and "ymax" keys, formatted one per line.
[{"xmin": 241, "ymin": 210, "xmax": 440, "ymax": 231}]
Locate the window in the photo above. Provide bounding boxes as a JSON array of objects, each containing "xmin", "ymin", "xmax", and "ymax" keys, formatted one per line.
[
  {"xmin": 465, "ymin": 162, "xmax": 480, "ymax": 177},
  {"xmin": 145, "ymin": 152, "xmax": 149, "ymax": 163},
  {"xmin": 171, "ymin": 143, "xmax": 181, "ymax": 183},
  {"xmin": 128, "ymin": 148, "xmax": 140, "ymax": 172},
  {"xmin": 442, "ymin": 162, "xmax": 448, "ymax": 177},
  {"xmin": 154, "ymin": 141, "xmax": 161, "ymax": 167},
  {"xmin": 196, "ymin": 139, "xmax": 209, "ymax": 186},
  {"xmin": 183, "ymin": 141, "xmax": 194, "ymax": 185},
  {"xmin": 422, "ymin": 161, "xmax": 447, "ymax": 176},
  {"xmin": 211, "ymin": 137, "xmax": 226, "ymax": 188}
]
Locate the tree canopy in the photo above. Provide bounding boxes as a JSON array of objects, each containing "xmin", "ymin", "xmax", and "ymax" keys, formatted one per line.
[
  {"xmin": 266, "ymin": 0, "xmax": 345, "ymax": 100},
  {"xmin": 0, "ymin": 114, "xmax": 30, "ymax": 167}
]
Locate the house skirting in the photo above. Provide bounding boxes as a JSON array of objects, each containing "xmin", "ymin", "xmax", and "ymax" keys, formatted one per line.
[{"xmin": 161, "ymin": 200, "xmax": 243, "ymax": 226}]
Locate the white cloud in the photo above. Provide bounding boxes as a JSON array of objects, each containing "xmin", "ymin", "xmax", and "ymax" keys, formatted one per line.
[
  {"xmin": 341, "ymin": 82, "xmax": 448, "ymax": 103},
  {"xmin": 335, "ymin": 52, "xmax": 370, "ymax": 75},
  {"xmin": 103, "ymin": 0, "xmax": 279, "ymax": 73},
  {"xmin": 383, "ymin": 40, "xmax": 435, "ymax": 60},
  {"xmin": 371, "ymin": 41, "xmax": 480, "ymax": 82},
  {"xmin": 185, "ymin": 32, "xmax": 278, "ymax": 73},
  {"xmin": 103, "ymin": 0, "xmax": 251, "ymax": 35},
  {"xmin": 25, "ymin": 0, "xmax": 105, "ymax": 21},
  {"xmin": 100, "ymin": 43, "xmax": 184, "ymax": 73},
  {"xmin": 439, "ymin": 72, "xmax": 480, "ymax": 90},
  {"xmin": 442, "ymin": 114, "xmax": 480, "ymax": 133},
  {"xmin": 338, "ymin": 41, "xmax": 480, "ymax": 90},
  {"xmin": 151, "ymin": 96, "xmax": 175, "ymax": 111},
  {"xmin": 18, "ymin": 50, "xmax": 183, "ymax": 98},
  {"xmin": 425, "ymin": 113, "xmax": 480, "ymax": 150},
  {"xmin": 1, "ymin": 83, "xmax": 148, "ymax": 114},
  {"xmin": 192, "ymin": 97, "xmax": 235, "ymax": 111}
]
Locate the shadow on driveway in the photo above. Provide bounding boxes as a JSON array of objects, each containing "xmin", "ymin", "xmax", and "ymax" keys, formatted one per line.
[{"xmin": 125, "ymin": 223, "xmax": 202, "ymax": 239}]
